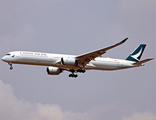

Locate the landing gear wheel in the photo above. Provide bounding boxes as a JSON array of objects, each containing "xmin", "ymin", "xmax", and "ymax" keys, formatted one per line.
[
  {"xmin": 10, "ymin": 67, "xmax": 13, "ymax": 70},
  {"xmin": 76, "ymin": 69, "xmax": 85, "ymax": 73},
  {"xmin": 69, "ymin": 74, "xmax": 72, "ymax": 77},
  {"xmin": 69, "ymin": 74, "xmax": 78, "ymax": 78},
  {"xmin": 82, "ymin": 70, "xmax": 85, "ymax": 73}
]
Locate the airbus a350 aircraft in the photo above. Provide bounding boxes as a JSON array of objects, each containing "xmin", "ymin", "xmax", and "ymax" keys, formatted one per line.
[{"xmin": 2, "ymin": 38, "xmax": 154, "ymax": 78}]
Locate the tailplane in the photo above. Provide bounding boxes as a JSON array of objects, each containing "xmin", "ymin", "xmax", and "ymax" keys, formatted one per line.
[
  {"xmin": 126, "ymin": 44, "xmax": 146, "ymax": 62},
  {"xmin": 133, "ymin": 58, "xmax": 154, "ymax": 66}
]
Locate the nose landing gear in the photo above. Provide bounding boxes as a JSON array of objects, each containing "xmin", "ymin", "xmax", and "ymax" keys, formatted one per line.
[{"xmin": 8, "ymin": 63, "xmax": 13, "ymax": 70}]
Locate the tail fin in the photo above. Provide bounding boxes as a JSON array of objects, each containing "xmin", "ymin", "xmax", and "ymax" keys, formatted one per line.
[{"xmin": 126, "ymin": 44, "xmax": 146, "ymax": 62}]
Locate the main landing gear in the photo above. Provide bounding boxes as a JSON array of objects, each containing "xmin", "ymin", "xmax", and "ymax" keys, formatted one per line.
[
  {"xmin": 68, "ymin": 69, "xmax": 86, "ymax": 78},
  {"xmin": 69, "ymin": 74, "xmax": 78, "ymax": 78},
  {"xmin": 68, "ymin": 69, "xmax": 78, "ymax": 78},
  {"xmin": 8, "ymin": 63, "xmax": 13, "ymax": 70},
  {"xmin": 76, "ymin": 69, "xmax": 85, "ymax": 73}
]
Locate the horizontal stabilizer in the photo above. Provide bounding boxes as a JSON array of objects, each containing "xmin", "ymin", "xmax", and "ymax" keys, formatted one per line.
[{"xmin": 133, "ymin": 58, "xmax": 154, "ymax": 66}]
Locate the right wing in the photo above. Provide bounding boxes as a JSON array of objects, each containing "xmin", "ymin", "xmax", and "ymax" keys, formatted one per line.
[{"xmin": 76, "ymin": 38, "xmax": 128, "ymax": 67}]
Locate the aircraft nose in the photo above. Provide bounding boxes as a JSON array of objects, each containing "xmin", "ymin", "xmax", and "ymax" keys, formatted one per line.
[{"xmin": 1, "ymin": 56, "xmax": 7, "ymax": 62}]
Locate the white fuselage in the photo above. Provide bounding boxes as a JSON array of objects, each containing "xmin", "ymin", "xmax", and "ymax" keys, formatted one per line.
[{"xmin": 2, "ymin": 51, "xmax": 136, "ymax": 71}]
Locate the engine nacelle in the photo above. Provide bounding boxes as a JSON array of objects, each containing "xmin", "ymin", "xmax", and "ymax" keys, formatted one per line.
[
  {"xmin": 61, "ymin": 57, "xmax": 76, "ymax": 65},
  {"xmin": 46, "ymin": 67, "xmax": 62, "ymax": 75}
]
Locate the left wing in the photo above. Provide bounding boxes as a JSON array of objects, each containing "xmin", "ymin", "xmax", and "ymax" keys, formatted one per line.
[{"xmin": 76, "ymin": 38, "xmax": 128, "ymax": 67}]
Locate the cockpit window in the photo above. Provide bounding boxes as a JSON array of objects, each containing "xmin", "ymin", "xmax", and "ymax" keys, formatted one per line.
[{"xmin": 6, "ymin": 54, "xmax": 11, "ymax": 55}]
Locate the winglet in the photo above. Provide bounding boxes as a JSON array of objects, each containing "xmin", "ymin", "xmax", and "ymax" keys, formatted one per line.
[{"xmin": 121, "ymin": 37, "xmax": 128, "ymax": 43}]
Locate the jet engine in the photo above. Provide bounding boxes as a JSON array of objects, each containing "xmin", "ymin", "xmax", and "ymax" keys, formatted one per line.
[
  {"xmin": 46, "ymin": 67, "xmax": 62, "ymax": 75},
  {"xmin": 61, "ymin": 57, "xmax": 76, "ymax": 65}
]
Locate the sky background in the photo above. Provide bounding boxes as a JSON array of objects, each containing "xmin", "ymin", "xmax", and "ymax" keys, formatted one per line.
[{"xmin": 0, "ymin": 0, "xmax": 156, "ymax": 120}]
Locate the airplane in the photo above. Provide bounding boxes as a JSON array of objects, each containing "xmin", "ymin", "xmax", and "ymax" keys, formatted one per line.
[{"xmin": 1, "ymin": 38, "xmax": 154, "ymax": 78}]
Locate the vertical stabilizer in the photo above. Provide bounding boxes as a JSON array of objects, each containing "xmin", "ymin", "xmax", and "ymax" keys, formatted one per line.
[{"xmin": 126, "ymin": 44, "xmax": 146, "ymax": 62}]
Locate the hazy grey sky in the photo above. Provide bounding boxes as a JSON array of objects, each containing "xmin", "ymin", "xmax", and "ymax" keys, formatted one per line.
[{"xmin": 0, "ymin": 0, "xmax": 156, "ymax": 120}]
